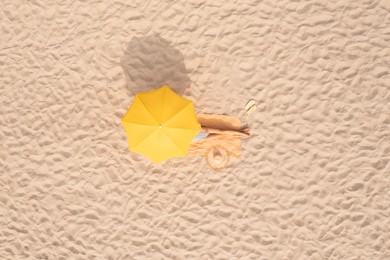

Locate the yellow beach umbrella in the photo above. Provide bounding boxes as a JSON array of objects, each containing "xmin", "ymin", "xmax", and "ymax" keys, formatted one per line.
[{"xmin": 121, "ymin": 86, "xmax": 201, "ymax": 163}]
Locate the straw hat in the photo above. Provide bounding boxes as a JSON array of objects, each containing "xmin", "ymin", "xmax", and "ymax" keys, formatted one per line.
[{"xmin": 206, "ymin": 146, "xmax": 229, "ymax": 171}]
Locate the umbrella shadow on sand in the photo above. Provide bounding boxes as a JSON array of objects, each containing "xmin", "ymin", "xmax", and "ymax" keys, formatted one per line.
[{"xmin": 120, "ymin": 34, "xmax": 191, "ymax": 96}]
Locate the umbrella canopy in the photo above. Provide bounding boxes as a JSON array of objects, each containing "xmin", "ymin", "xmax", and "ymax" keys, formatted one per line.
[{"xmin": 121, "ymin": 86, "xmax": 201, "ymax": 163}]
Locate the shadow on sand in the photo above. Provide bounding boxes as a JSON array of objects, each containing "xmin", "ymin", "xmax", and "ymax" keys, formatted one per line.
[{"xmin": 120, "ymin": 34, "xmax": 190, "ymax": 95}]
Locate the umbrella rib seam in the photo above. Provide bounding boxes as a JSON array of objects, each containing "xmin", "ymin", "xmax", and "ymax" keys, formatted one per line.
[
  {"xmin": 161, "ymin": 87, "xmax": 166, "ymax": 125},
  {"xmin": 122, "ymin": 122, "xmax": 159, "ymax": 148},
  {"xmin": 161, "ymin": 129, "xmax": 187, "ymax": 154},
  {"xmin": 163, "ymin": 102, "xmax": 194, "ymax": 127},
  {"xmin": 137, "ymin": 96, "xmax": 160, "ymax": 125},
  {"xmin": 122, "ymin": 121, "xmax": 158, "ymax": 126},
  {"xmin": 131, "ymin": 129, "xmax": 158, "ymax": 151}
]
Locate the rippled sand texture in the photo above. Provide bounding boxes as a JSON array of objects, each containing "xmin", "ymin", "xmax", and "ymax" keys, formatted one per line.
[{"xmin": 1, "ymin": 0, "xmax": 390, "ymax": 259}]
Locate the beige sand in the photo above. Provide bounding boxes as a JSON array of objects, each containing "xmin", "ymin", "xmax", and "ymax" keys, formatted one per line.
[{"xmin": 1, "ymin": 0, "xmax": 390, "ymax": 259}]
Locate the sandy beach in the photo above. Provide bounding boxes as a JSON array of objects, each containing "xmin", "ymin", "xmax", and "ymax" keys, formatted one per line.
[{"xmin": 1, "ymin": 0, "xmax": 389, "ymax": 259}]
